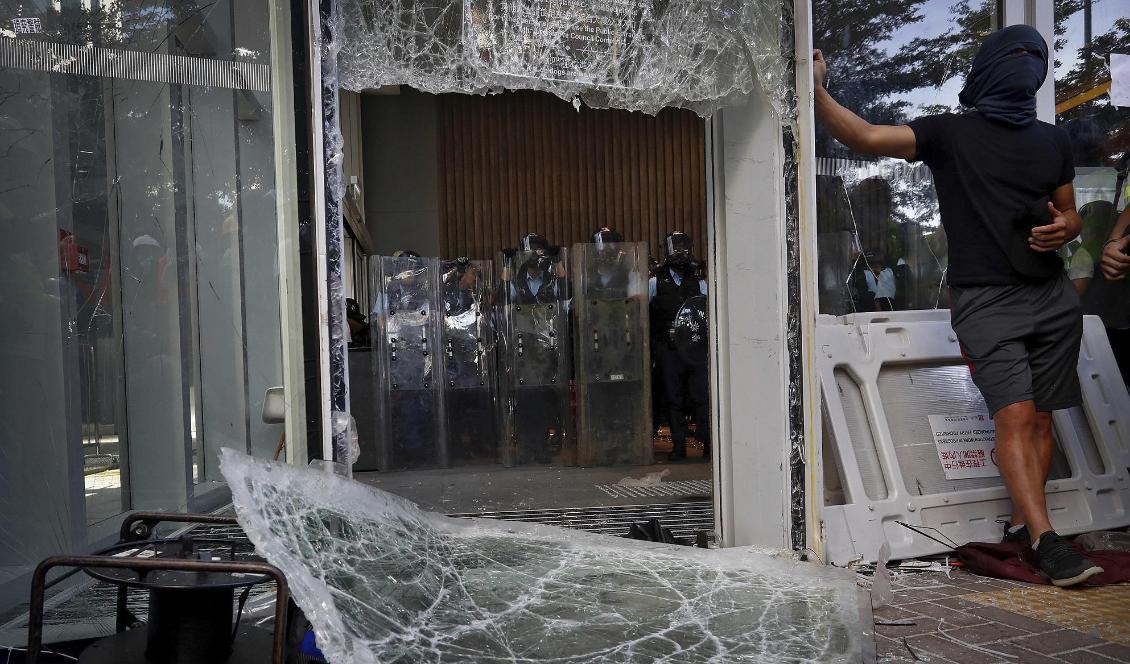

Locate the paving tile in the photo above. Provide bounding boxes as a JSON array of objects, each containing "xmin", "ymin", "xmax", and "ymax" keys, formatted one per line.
[
  {"xmin": 966, "ymin": 604, "xmax": 1061, "ymax": 633},
  {"xmin": 1056, "ymin": 648, "xmax": 1124, "ymax": 664},
  {"xmin": 889, "ymin": 588, "xmax": 949, "ymax": 604},
  {"xmin": 931, "ymin": 596, "xmax": 986, "ymax": 611},
  {"xmin": 1093, "ymin": 643, "xmax": 1130, "ymax": 663},
  {"xmin": 875, "ymin": 616, "xmax": 945, "ymax": 638},
  {"xmin": 933, "ymin": 620, "xmax": 1027, "ymax": 644},
  {"xmin": 903, "ymin": 633, "xmax": 1003, "ymax": 664},
  {"xmin": 900, "ymin": 600, "xmax": 987, "ymax": 627},
  {"xmin": 961, "ymin": 583, "xmax": 1130, "ymax": 647},
  {"xmin": 875, "ymin": 635, "xmax": 924, "ymax": 663},
  {"xmin": 926, "ymin": 584, "xmax": 981, "ymax": 597},
  {"xmin": 1012, "ymin": 629, "xmax": 1106, "ymax": 655},
  {"xmin": 872, "ymin": 604, "xmax": 920, "ymax": 622},
  {"xmin": 965, "ymin": 642, "xmax": 1061, "ymax": 664}
]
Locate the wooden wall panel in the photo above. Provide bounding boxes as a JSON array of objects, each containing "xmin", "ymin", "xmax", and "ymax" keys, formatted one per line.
[{"xmin": 437, "ymin": 90, "xmax": 707, "ymax": 262}]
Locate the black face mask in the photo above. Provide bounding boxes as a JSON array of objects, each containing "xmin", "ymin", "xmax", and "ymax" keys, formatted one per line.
[
  {"xmin": 534, "ymin": 255, "xmax": 554, "ymax": 273},
  {"xmin": 958, "ymin": 25, "xmax": 1048, "ymax": 126},
  {"xmin": 667, "ymin": 253, "xmax": 690, "ymax": 269}
]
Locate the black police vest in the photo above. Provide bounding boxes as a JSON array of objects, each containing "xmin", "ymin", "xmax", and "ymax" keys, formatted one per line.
[
  {"xmin": 512, "ymin": 270, "xmax": 560, "ymax": 305},
  {"xmin": 585, "ymin": 265, "xmax": 630, "ymax": 299},
  {"xmin": 650, "ymin": 269, "xmax": 702, "ymax": 342}
]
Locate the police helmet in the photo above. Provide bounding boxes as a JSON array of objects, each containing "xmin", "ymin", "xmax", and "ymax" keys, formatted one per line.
[
  {"xmin": 592, "ymin": 227, "xmax": 623, "ymax": 249},
  {"xmin": 663, "ymin": 231, "xmax": 693, "ymax": 258},
  {"xmin": 520, "ymin": 233, "xmax": 549, "ymax": 254}
]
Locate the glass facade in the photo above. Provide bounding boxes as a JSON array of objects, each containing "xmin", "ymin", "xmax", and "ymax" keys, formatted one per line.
[
  {"xmin": 1054, "ymin": 0, "xmax": 1130, "ymax": 343},
  {"xmin": 0, "ymin": 0, "xmax": 296, "ymax": 615},
  {"xmin": 814, "ymin": 0, "xmax": 999, "ymax": 315}
]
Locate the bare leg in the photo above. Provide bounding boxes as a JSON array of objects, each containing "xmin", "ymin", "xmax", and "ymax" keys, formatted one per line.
[
  {"xmin": 994, "ymin": 401, "xmax": 1054, "ymax": 541},
  {"xmin": 1007, "ymin": 409, "xmax": 1055, "ymax": 532}
]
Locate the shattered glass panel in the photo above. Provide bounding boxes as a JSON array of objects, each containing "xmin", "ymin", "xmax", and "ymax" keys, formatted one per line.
[
  {"xmin": 333, "ymin": 0, "xmax": 791, "ymax": 118},
  {"xmin": 222, "ymin": 449, "xmax": 862, "ymax": 662},
  {"xmin": 813, "ymin": 0, "xmax": 1000, "ymax": 314}
]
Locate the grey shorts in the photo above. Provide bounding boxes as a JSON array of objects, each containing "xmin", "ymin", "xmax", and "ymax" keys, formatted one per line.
[{"xmin": 949, "ymin": 274, "xmax": 1083, "ymax": 415}]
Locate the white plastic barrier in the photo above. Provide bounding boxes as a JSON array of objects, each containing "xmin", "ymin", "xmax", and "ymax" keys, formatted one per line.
[{"xmin": 819, "ymin": 311, "xmax": 1130, "ymax": 565}]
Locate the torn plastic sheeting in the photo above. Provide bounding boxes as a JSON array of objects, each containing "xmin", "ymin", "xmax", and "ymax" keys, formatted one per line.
[
  {"xmin": 221, "ymin": 449, "xmax": 861, "ymax": 662},
  {"xmin": 333, "ymin": 0, "xmax": 793, "ymax": 119}
]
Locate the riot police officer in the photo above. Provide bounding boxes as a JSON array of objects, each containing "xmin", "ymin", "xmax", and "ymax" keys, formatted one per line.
[
  {"xmin": 587, "ymin": 228, "xmax": 642, "ymax": 296},
  {"xmin": 497, "ymin": 234, "xmax": 572, "ymax": 464},
  {"xmin": 573, "ymin": 228, "xmax": 652, "ymax": 466},
  {"xmin": 440, "ymin": 257, "xmax": 498, "ymax": 462},
  {"xmin": 648, "ymin": 232, "xmax": 710, "ymax": 462},
  {"xmin": 503, "ymin": 233, "xmax": 569, "ymax": 302},
  {"xmin": 370, "ymin": 250, "xmax": 444, "ymax": 469}
]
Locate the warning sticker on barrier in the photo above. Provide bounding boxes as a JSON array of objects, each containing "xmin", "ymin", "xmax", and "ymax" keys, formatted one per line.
[{"xmin": 928, "ymin": 413, "xmax": 999, "ymax": 480}]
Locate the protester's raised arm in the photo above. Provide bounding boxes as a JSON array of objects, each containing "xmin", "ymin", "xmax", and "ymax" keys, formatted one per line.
[{"xmin": 813, "ymin": 50, "xmax": 916, "ymax": 160}]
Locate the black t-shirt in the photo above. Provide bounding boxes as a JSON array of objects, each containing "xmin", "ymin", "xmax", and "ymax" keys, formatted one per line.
[{"xmin": 908, "ymin": 112, "xmax": 1075, "ymax": 286}]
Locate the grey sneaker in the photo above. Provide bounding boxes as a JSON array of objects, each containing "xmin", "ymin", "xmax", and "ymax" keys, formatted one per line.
[{"xmin": 1035, "ymin": 531, "xmax": 1104, "ymax": 587}]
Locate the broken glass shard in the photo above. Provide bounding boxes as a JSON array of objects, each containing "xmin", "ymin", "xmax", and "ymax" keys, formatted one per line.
[
  {"xmin": 221, "ymin": 449, "xmax": 861, "ymax": 662},
  {"xmin": 332, "ymin": 0, "xmax": 789, "ymax": 118}
]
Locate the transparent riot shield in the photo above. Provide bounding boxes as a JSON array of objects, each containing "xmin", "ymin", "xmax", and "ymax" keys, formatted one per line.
[
  {"xmin": 496, "ymin": 248, "xmax": 572, "ymax": 466},
  {"xmin": 439, "ymin": 259, "xmax": 499, "ymax": 465},
  {"xmin": 572, "ymin": 242, "xmax": 653, "ymax": 466},
  {"xmin": 369, "ymin": 255, "xmax": 445, "ymax": 470}
]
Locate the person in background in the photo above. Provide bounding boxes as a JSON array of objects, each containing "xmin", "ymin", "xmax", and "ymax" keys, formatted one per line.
[
  {"xmin": 864, "ymin": 252, "xmax": 897, "ymax": 311},
  {"xmin": 1064, "ymin": 200, "xmax": 1118, "ymax": 296},
  {"xmin": 499, "ymin": 233, "xmax": 570, "ymax": 464},
  {"xmin": 848, "ymin": 252, "xmax": 877, "ymax": 312},
  {"xmin": 814, "ymin": 25, "xmax": 1103, "ymax": 586},
  {"xmin": 649, "ymin": 231, "xmax": 710, "ymax": 462},
  {"xmin": 501, "ymin": 233, "xmax": 568, "ymax": 303},
  {"xmin": 1097, "ymin": 206, "xmax": 1130, "ymax": 384},
  {"xmin": 346, "ymin": 298, "xmax": 370, "ymax": 348}
]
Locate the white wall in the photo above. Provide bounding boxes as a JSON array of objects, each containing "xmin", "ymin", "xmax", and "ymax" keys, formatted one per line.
[{"xmin": 710, "ymin": 84, "xmax": 796, "ymax": 549}]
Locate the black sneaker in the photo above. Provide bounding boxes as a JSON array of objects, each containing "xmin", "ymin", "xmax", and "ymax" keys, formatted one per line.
[
  {"xmin": 999, "ymin": 521, "xmax": 1029, "ymax": 544},
  {"xmin": 1035, "ymin": 531, "xmax": 1104, "ymax": 587}
]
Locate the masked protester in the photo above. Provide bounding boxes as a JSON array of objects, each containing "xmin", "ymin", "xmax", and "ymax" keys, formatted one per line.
[
  {"xmin": 648, "ymin": 232, "xmax": 710, "ymax": 462},
  {"xmin": 814, "ymin": 26, "xmax": 1102, "ymax": 586}
]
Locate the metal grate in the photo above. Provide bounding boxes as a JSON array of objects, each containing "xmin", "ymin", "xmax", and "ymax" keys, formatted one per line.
[
  {"xmin": 449, "ymin": 501, "xmax": 715, "ymax": 541},
  {"xmin": 593, "ymin": 479, "xmax": 713, "ymax": 499}
]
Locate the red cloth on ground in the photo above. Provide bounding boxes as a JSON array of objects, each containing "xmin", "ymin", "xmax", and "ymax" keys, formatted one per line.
[{"xmin": 955, "ymin": 540, "xmax": 1130, "ymax": 585}]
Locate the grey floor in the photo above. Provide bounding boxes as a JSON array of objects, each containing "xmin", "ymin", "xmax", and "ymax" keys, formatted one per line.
[{"xmin": 354, "ymin": 454, "xmax": 712, "ymax": 513}]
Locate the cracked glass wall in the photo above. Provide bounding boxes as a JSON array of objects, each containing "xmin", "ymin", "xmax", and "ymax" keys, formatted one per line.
[
  {"xmin": 0, "ymin": 0, "xmax": 295, "ymax": 619},
  {"xmin": 813, "ymin": 0, "xmax": 1000, "ymax": 315},
  {"xmin": 1053, "ymin": 0, "xmax": 1130, "ymax": 385}
]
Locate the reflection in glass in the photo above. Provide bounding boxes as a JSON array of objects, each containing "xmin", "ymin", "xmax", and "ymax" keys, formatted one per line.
[
  {"xmin": 814, "ymin": 0, "xmax": 998, "ymax": 314},
  {"xmin": 1054, "ymin": 0, "xmax": 1130, "ymax": 374},
  {"xmin": 0, "ymin": 0, "xmax": 287, "ymax": 540}
]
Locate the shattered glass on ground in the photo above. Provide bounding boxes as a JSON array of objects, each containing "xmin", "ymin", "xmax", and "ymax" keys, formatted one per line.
[
  {"xmin": 333, "ymin": 0, "xmax": 791, "ymax": 118},
  {"xmin": 221, "ymin": 449, "xmax": 860, "ymax": 663}
]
